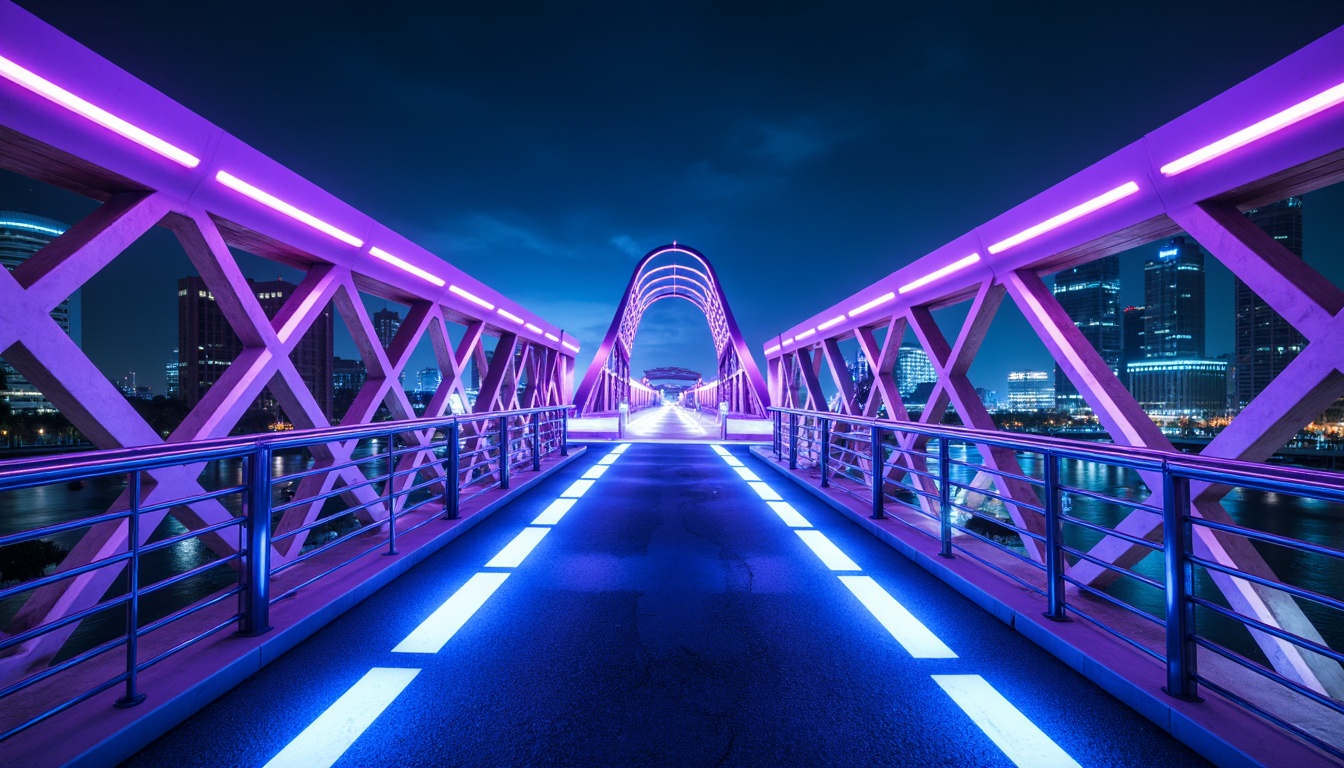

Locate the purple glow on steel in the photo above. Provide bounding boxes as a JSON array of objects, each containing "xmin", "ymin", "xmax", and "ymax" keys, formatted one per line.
[
  {"xmin": 764, "ymin": 343, "xmax": 781, "ymax": 355},
  {"xmin": 496, "ymin": 308, "xmax": 524, "ymax": 325},
  {"xmin": 524, "ymin": 322, "xmax": 542, "ymax": 333},
  {"xmin": 448, "ymin": 284, "xmax": 495, "ymax": 311},
  {"xmin": 215, "ymin": 171, "xmax": 364, "ymax": 247},
  {"xmin": 369, "ymin": 246, "xmax": 445, "ymax": 287},
  {"xmin": 898, "ymin": 253, "xmax": 981, "ymax": 295},
  {"xmin": 847, "ymin": 291, "xmax": 895, "ymax": 318},
  {"xmin": 544, "ymin": 332, "xmax": 559, "ymax": 342},
  {"xmin": 794, "ymin": 328, "xmax": 816, "ymax": 340},
  {"xmin": 817, "ymin": 315, "xmax": 846, "ymax": 331},
  {"xmin": 562, "ymin": 340, "xmax": 580, "ymax": 353},
  {"xmin": 1161, "ymin": 81, "xmax": 1344, "ymax": 176},
  {"xmin": 0, "ymin": 54, "xmax": 200, "ymax": 168},
  {"xmin": 986, "ymin": 181, "xmax": 1139, "ymax": 255}
]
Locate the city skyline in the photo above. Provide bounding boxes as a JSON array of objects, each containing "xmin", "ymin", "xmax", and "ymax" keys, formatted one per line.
[{"xmin": 2, "ymin": 3, "xmax": 1344, "ymax": 408}]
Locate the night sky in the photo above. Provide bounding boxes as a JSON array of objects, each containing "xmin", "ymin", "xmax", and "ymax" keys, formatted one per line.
[{"xmin": 4, "ymin": 2, "xmax": 1344, "ymax": 398}]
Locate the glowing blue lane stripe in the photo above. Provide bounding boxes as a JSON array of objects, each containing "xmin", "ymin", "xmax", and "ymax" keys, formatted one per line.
[
  {"xmin": 839, "ymin": 575, "xmax": 956, "ymax": 658},
  {"xmin": 263, "ymin": 667, "xmax": 420, "ymax": 768},
  {"xmin": 393, "ymin": 572, "xmax": 509, "ymax": 653},
  {"xmin": 932, "ymin": 675, "xmax": 1080, "ymax": 768},
  {"xmin": 560, "ymin": 479, "xmax": 595, "ymax": 498},
  {"xmin": 598, "ymin": 454, "xmax": 620, "ymax": 465},
  {"xmin": 747, "ymin": 481, "xmax": 782, "ymax": 501},
  {"xmin": 795, "ymin": 530, "xmax": 861, "ymax": 571},
  {"xmin": 710, "ymin": 445, "xmax": 730, "ymax": 456},
  {"xmin": 582, "ymin": 465, "xmax": 609, "ymax": 479},
  {"xmin": 485, "ymin": 526, "xmax": 551, "ymax": 568},
  {"xmin": 733, "ymin": 467, "xmax": 761, "ymax": 482},
  {"xmin": 613, "ymin": 443, "xmax": 632, "ymax": 454},
  {"xmin": 766, "ymin": 501, "xmax": 812, "ymax": 528},
  {"xmin": 723, "ymin": 456, "xmax": 745, "ymax": 467},
  {"xmin": 532, "ymin": 498, "xmax": 577, "ymax": 525}
]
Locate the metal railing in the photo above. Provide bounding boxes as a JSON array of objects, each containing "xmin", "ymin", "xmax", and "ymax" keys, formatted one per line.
[
  {"xmin": 0, "ymin": 405, "xmax": 570, "ymax": 741},
  {"xmin": 769, "ymin": 406, "xmax": 1344, "ymax": 758}
]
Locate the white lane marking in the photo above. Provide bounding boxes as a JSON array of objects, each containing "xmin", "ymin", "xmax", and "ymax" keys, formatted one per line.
[
  {"xmin": 598, "ymin": 454, "xmax": 620, "ymax": 465},
  {"xmin": 710, "ymin": 444, "xmax": 730, "ymax": 456},
  {"xmin": 839, "ymin": 575, "xmax": 956, "ymax": 658},
  {"xmin": 532, "ymin": 498, "xmax": 577, "ymax": 525},
  {"xmin": 263, "ymin": 667, "xmax": 420, "ymax": 768},
  {"xmin": 393, "ymin": 573, "xmax": 510, "ymax": 653},
  {"xmin": 560, "ymin": 479, "xmax": 595, "ymax": 498},
  {"xmin": 485, "ymin": 526, "xmax": 551, "ymax": 568},
  {"xmin": 613, "ymin": 443, "xmax": 632, "ymax": 454},
  {"xmin": 582, "ymin": 465, "xmax": 609, "ymax": 479},
  {"xmin": 766, "ymin": 501, "xmax": 812, "ymax": 528},
  {"xmin": 747, "ymin": 482, "xmax": 782, "ymax": 501},
  {"xmin": 932, "ymin": 675, "xmax": 1080, "ymax": 768},
  {"xmin": 723, "ymin": 456, "xmax": 745, "ymax": 467},
  {"xmin": 795, "ymin": 530, "xmax": 861, "ymax": 571},
  {"xmin": 733, "ymin": 467, "xmax": 761, "ymax": 482}
]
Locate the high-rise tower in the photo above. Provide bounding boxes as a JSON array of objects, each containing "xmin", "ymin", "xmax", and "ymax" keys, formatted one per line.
[
  {"xmin": 0, "ymin": 212, "xmax": 73, "ymax": 413},
  {"xmin": 1235, "ymin": 198, "xmax": 1306, "ymax": 409},
  {"xmin": 1052, "ymin": 255, "xmax": 1121, "ymax": 412},
  {"xmin": 1143, "ymin": 236, "xmax": 1205, "ymax": 359}
]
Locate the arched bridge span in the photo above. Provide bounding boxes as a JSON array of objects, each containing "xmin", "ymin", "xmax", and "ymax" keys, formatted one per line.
[{"xmin": 574, "ymin": 244, "xmax": 768, "ymax": 417}]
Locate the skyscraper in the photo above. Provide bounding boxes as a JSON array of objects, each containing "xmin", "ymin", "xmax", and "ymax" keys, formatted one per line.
[
  {"xmin": 896, "ymin": 343, "xmax": 937, "ymax": 399},
  {"xmin": 1121, "ymin": 305, "xmax": 1145, "ymax": 377},
  {"xmin": 373, "ymin": 308, "xmax": 402, "ymax": 349},
  {"xmin": 1052, "ymin": 256, "xmax": 1121, "ymax": 412},
  {"xmin": 1235, "ymin": 198, "xmax": 1306, "ymax": 409},
  {"xmin": 178, "ymin": 276, "xmax": 333, "ymax": 420},
  {"xmin": 1142, "ymin": 236, "xmax": 1205, "ymax": 359},
  {"xmin": 1, "ymin": 212, "xmax": 73, "ymax": 414},
  {"xmin": 165, "ymin": 349, "xmax": 180, "ymax": 399},
  {"xmin": 1007, "ymin": 370, "xmax": 1053, "ymax": 411}
]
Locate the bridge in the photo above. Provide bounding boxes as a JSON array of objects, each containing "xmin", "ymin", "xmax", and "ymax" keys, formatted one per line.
[{"xmin": 1, "ymin": 3, "xmax": 1343, "ymax": 765}]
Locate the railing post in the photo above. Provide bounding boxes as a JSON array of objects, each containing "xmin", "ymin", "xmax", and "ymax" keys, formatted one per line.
[
  {"xmin": 819, "ymin": 417, "xmax": 830, "ymax": 488},
  {"xmin": 560, "ymin": 409, "xmax": 569, "ymax": 457},
  {"xmin": 1043, "ymin": 452, "xmax": 1066, "ymax": 620},
  {"xmin": 238, "ymin": 443, "xmax": 272, "ymax": 638},
  {"xmin": 384, "ymin": 432, "xmax": 398, "ymax": 556},
  {"xmin": 115, "ymin": 470, "xmax": 146, "ymax": 708},
  {"xmin": 531, "ymin": 414, "xmax": 542, "ymax": 472},
  {"xmin": 1163, "ymin": 467, "xmax": 1200, "ymax": 700},
  {"xmin": 773, "ymin": 411, "xmax": 781, "ymax": 459},
  {"xmin": 938, "ymin": 438, "xmax": 953, "ymax": 558},
  {"xmin": 870, "ymin": 424, "xmax": 885, "ymax": 520},
  {"xmin": 499, "ymin": 416, "xmax": 511, "ymax": 490},
  {"xmin": 788, "ymin": 412, "xmax": 798, "ymax": 470},
  {"xmin": 444, "ymin": 421, "xmax": 461, "ymax": 519}
]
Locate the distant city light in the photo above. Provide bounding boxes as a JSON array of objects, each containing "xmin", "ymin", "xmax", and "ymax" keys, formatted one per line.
[
  {"xmin": 1160, "ymin": 81, "xmax": 1344, "ymax": 176},
  {"xmin": 448, "ymin": 284, "xmax": 495, "ymax": 311},
  {"xmin": 898, "ymin": 253, "xmax": 981, "ymax": 294},
  {"xmin": 0, "ymin": 53, "xmax": 200, "ymax": 168},
  {"xmin": 847, "ymin": 291, "xmax": 896, "ymax": 318},
  {"xmin": 987, "ymin": 181, "xmax": 1140, "ymax": 255},
  {"xmin": 0, "ymin": 218, "xmax": 65, "ymax": 237},
  {"xmin": 215, "ymin": 171, "xmax": 364, "ymax": 247},
  {"xmin": 369, "ymin": 246, "xmax": 445, "ymax": 287}
]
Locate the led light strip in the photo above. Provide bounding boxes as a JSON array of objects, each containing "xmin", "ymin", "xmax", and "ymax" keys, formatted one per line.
[
  {"xmin": 817, "ymin": 314, "xmax": 846, "ymax": 331},
  {"xmin": 263, "ymin": 667, "xmax": 420, "ymax": 768},
  {"xmin": 562, "ymin": 340, "xmax": 581, "ymax": 353},
  {"xmin": 216, "ymin": 171, "xmax": 364, "ymax": 247},
  {"xmin": 449, "ymin": 284, "xmax": 495, "ymax": 311},
  {"xmin": 986, "ymin": 181, "xmax": 1139, "ymax": 255},
  {"xmin": 1161, "ymin": 81, "xmax": 1344, "ymax": 176},
  {"xmin": 847, "ymin": 291, "xmax": 896, "ymax": 318},
  {"xmin": 369, "ymin": 246, "xmax": 445, "ymax": 287},
  {"xmin": 794, "ymin": 328, "xmax": 816, "ymax": 341},
  {"xmin": 497, "ymin": 308, "xmax": 524, "ymax": 325},
  {"xmin": 933, "ymin": 675, "xmax": 1082, "ymax": 767},
  {"xmin": 0, "ymin": 54, "xmax": 200, "ymax": 168},
  {"xmin": 764, "ymin": 343, "xmax": 781, "ymax": 355},
  {"xmin": 898, "ymin": 253, "xmax": 981, "ymax": 295}
]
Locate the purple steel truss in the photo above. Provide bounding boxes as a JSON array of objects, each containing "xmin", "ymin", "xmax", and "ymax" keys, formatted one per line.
[
  {"xmin": 766, "ymin": 27, "xmax": 1344, "ymax": 697},
  {"xmin": 574, "ymin": 244, "xmax": 769, "ymax": 418},
  {"xmin": 0, "ymin": 2, "xmax": 576, "ymax": 682}
]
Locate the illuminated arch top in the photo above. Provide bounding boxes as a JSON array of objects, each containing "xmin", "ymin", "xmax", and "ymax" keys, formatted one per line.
[{"xmin": 574, "ymin": 244, "xmax": 769, "ymax": 417}]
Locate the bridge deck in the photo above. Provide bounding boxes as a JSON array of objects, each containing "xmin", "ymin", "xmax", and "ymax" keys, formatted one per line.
[{"xmin": 124, "ymin": 443, "xmax": 1206, "ymax": 767}]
